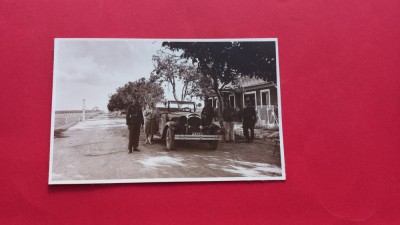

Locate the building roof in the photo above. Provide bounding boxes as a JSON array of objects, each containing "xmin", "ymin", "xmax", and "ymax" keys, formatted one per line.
[
  {"xmin": 238, "ymin": 77, "xmax": 270, "ymax": 88},
  {"xmin": 222, "ymin": 77, "xmax": 272, "ymax": 92}
]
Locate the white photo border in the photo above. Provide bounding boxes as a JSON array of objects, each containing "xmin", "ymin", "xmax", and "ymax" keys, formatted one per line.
[{"xmin": 48, "ymin": 38, "xmax": 286, "ymax": 185}]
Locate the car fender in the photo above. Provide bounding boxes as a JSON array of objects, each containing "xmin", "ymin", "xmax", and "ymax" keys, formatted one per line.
[
  {"xmin": 208, "ymin": 123, "xmax": 223, "ymax": 135},
  {"xmin": 161, "ymin": 121, "xmax": 177, "ymax": 139}
]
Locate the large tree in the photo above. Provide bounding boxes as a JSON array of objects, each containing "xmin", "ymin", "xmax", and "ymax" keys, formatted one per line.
[
  {"xmin": 162, "ymin": 41, "xmax": 277, "ymax": 125},
  {"xmin": 152, "ymin": 49, "xmax": 204, "ymax": 101},
  {"xmin": 107, "ymin": 76, "xmax": 165, "ymax": 112},
  {"xmin": 107, "ymin": 91, "xmax": 125, "ymax": 111}
]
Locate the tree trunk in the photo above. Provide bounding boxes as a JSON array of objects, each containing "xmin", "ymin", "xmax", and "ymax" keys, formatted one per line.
[
  {"xmin": 215, "ymin": 90, "xmax": 225, "ymax": 130},
  {"xmin": 171, "ymin": 82, "xmax": 178, "ymax": 101},
  {"xmin": 168, "ymin": 75, "xmax": 179, "ymax": 101},
  {"xmin": 181, "ymin": 82, "xmax": 188, "ymax": 101},
  {"xmin": 210, "ymin": 78, "xmax": 225, "ymax": 130}
]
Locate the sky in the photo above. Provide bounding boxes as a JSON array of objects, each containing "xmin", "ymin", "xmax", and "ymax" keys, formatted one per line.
[{"xmin": 53, "ymin": 39, "xmax": 184, "ymax": 111}]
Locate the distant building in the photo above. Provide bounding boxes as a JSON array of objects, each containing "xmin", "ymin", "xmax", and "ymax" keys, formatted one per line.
[{"xmin": 208, "ymin": 77, "xmax": 279, "ymax": 125}]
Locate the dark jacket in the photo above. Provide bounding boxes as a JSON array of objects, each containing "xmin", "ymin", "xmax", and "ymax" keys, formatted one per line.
[
  {"xmin": 201, "ymin": 106, "xmax": 214, "ymax": 126},
  {"xmin": 242, "ymin": 106, "xmax": 257, "ymax": 126},
  {"xmin": 126, "ymin": 103, "xmax": 144, "ymax": 126},
  {"xmin": 223, "ymin": 106, "xmax": 236, "ymax": 122}
]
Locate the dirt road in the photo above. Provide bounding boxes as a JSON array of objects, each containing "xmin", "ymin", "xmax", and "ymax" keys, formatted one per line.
[{"xmin": 50, "ymin": 113, "xmax": 282, "ymax": 182}]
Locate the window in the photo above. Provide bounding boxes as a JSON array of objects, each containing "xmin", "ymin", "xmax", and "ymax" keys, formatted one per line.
[
  {"xmin": 208, "ymin": 97, "xmax": 218, "ymax": 108},
  {"xmin": 229, "ymin": 95, "xmax": 235, "ymax": 108},
  {"xmin": 261, "ymin": 90, "xmax": 270, "ymax": 107},
  {"xmin": 243, "ymin": 91, "xmax": 257, "ymax": 108},
  {"xmin": 208, "ymin": 98, "xmax": 213, "ymax": 107}
]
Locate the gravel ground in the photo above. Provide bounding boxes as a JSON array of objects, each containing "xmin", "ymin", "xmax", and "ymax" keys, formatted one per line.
[{"xmin": 50, "ymin": 113, "xmax": 283, "ymax": 182}]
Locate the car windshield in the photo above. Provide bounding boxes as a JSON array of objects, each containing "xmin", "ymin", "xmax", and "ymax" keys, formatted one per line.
[{"xmin": 168, "ymin": 102, "xmax": 195, "ymax": 113}]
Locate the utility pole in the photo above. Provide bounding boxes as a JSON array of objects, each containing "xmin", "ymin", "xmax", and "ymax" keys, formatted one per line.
[{"xmin": 82, "ymin": 98, "xmax": 86, "ymax": 121}]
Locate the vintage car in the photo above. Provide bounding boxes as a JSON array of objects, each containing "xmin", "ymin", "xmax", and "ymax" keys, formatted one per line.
[{"xmin": 155, "ymin": 101, "xmax": 224, "ymax": 150}]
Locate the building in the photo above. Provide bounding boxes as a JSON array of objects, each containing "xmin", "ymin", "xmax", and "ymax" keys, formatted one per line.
[{"xmin": 208, "ymin": 77, "xmax": 279, "ymax": 125}]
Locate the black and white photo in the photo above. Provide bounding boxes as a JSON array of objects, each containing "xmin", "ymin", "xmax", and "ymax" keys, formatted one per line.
[{"xmin": 49, "ymin": 38, "xmax": 285, "ymax": 184}]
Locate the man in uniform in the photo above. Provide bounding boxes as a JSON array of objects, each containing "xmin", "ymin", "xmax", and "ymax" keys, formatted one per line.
[
  {"xmin": 242, "ymin": 100, "xmax": 258, "ymax": 143},
  {"xmin": 201, "ymin": 100, "xmax": 214, "ymax": 126},
  {"xmin": 126, "ymin": 96, "xmax": 144, "ymax": 153}
]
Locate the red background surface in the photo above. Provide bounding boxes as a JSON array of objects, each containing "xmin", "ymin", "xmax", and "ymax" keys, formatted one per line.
[{"xmin": 1, "ymin": 0, "xmax": 399, "ymax": 224}]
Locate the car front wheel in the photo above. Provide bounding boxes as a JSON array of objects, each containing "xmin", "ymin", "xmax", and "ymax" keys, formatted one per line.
[{"xmin": 166, "ymin": 127, "xmax": 175, "ymax": 151}]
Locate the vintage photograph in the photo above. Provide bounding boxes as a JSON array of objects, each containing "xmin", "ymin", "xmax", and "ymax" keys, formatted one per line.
[{"xmin": 49, "ymin": 38, "xmax": 285, "ymax": 184}]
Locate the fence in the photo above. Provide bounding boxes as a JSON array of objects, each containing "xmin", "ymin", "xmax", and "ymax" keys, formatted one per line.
[
  {"xmin": 256, "ymin": 105, "xmax": 279, "ymax": 125},
  {"xmin": 54, "ymin": 111, "xmax": 101, "ymax": 129}
]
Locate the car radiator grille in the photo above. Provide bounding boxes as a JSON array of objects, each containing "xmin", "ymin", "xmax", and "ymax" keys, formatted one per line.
[{"xmin": 188, "ymin": 117, "xmax": 201, "ymax": 127}]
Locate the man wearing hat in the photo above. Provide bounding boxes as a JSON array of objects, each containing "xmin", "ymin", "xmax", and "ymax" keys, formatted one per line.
[
  {"xmin": 126, "ymin": 95, "xmax": 144, "ymax": 153},
  {"xmin": 242, "ymin": 100, "xmax": 257, "ymax": 143}
]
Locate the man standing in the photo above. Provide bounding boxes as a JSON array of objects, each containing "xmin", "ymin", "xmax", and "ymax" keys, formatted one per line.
[
  {"xmin": 242, "ymin": 100, "xmax": 257, "ymax": 143},
  {"xmin": 201, "ymin": 100, "xmax": 214, "ymax": 126},
  {"xmin": 126, "ymin": 96, "xmax": 144, "ymax": 153},
  {"xmin": 223, "ymin": 102, "xmax": 236, "ymax": 142}
]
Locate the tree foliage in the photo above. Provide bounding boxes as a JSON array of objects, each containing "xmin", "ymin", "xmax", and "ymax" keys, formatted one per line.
[
  {"xmin": 107, "ymin": 76, "xmax": 165, "ymax": 112},
  {"xmin": 162, "ymin": 41, "xmax": 277, "ymax": 125},
  {"xmin": 152, "ymin": 50, "xmax": 205, "ymax": 101}
]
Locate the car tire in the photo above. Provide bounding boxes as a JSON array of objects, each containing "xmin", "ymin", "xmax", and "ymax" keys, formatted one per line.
[{"xmin": 166, "ymin": 127, "xmax": 175, "ymax": 151}]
